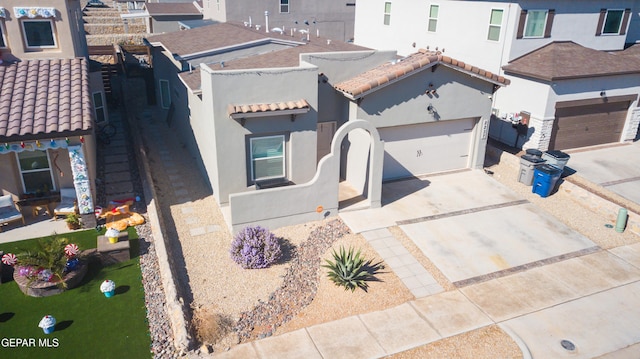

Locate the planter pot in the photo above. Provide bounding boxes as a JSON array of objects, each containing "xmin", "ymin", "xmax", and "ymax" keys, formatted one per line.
[
  {"xmin": 43, "ymin": 326, "xmax": 55, "ymax": 334},
  {"xmin": 108, "ymin": 236, "xmax": 118, "ymax": 244},
  {"xmin": 103, "ymin": 290, "xmax": 115, "ymax": 298},
  {"xmin": 13, "ymin": 262, "xmax": 88, "ymax": 297}
]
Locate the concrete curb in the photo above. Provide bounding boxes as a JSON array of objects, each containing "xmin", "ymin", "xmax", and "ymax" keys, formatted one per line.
[
  {"xmin": 498, "ymin": 324, "xmax": 533, "ymax": 359},
  {"xmin": 121, "ymin": 80, "xmax": 191, "ymax": 353}
]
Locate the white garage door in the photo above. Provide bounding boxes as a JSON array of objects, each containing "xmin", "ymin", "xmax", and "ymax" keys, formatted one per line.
[{"xmin": 379, "ymin": 118, "xmax": 475, "ymax": 180}]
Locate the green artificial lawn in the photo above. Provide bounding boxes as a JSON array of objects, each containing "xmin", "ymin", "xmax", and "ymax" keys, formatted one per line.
[{"xmin": 0, "ymin": 228, "xmax": 151, "ymax": 359}]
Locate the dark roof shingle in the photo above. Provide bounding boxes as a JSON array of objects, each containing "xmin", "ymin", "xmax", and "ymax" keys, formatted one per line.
[
  {"xmin": 503, "ymin": 41, "xmax": 640, "ymax": 81},
  {"xmin": 0, "ymin": 58, "xmax": 93, "ymax": 140},
  {"xmin": 334, "ymin": 49, "xmax": 509, "ymax": 99}
]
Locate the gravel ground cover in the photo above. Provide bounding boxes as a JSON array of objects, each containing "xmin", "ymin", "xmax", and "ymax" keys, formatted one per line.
[{"xmin": 120, "ymin": 77, "xmax": 638, "ymax": 358}]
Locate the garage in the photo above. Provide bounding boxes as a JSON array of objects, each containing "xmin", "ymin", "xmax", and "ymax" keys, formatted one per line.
[
  {"xmin": 379, "ymin": 118, "xmax": 476, "ymax": 180},
  {"xmin": 550, "ymin": 96, "xmax": 634, "ymax": 150}
]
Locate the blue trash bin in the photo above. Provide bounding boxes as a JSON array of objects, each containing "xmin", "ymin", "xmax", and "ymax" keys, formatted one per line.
[{"xmin": 532, "ymin": 164, "xmax": 562, "ymax": 198}]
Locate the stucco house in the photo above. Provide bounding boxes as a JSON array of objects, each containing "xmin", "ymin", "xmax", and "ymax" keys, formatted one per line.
[
  {"xmin": 200, "ymin": 0, "xmax": 356, "ymax": 42},
  {"xmin": 0, "ymin": 0, "xmax": 102, "ymax": 228},
  {"xmin": 146, "ymin": 22, "xmax": 508, "ymax": 231},
  {"xmin": 353, "ymin": 0, "xmax": 640, "ymax": 151}
]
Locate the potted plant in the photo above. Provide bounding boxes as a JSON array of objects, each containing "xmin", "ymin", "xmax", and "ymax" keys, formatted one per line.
[
  {"xmin": 65, "ymin": 213, "xmax": 81, "ymax": 230},
  {"xmin": 8, "ymin": 236, "xmax": 88, "ymax": 297}
]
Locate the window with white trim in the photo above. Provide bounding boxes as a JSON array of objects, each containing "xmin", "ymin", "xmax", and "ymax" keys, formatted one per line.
[
  {"xmin": 17, "ymin": 150, "xmax": 55, "ymax": 194},
  {"xmin": 428, "ymin": 4, "xmax": 439, "ymax": 32},
  {"xmin": 22, "ymin": 19, "xmax": 57, "ymax": 49},
  {"xmin": 487, "ymin": 9, "xmax": 503, "ymax": 41},
  {"xmin": 280, "ymin": 0, "xmax": 289, "ymax": 14},
  {"xmin": 93, "ymin": 92, "xmax": 106, "ymax": 123},
  {"xmin": 384, "ymin": 2, "xmax": 392, "ymax": 26},
  {"xmin": 250, "ymin": 135, "xmax": 285, "ymax": 181},
  {"xmin": 523, "ymin": 10, "xmax": 547, "ymax": 38},
  {"xmin": 159, "ymin": 79, "xmax": 171, "ymax": 109},
  {"xmin": 602, "ymin": 9, "xmax": 624, "ymax": 34}
]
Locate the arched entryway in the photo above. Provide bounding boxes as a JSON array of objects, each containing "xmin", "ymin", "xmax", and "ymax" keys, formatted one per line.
[{"xmin": 328, "ymin": 120, "xmax": 383, "ymax": 211}]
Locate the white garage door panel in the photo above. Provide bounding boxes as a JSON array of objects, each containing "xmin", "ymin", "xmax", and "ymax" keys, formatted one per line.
[{"xmin": 380, "ymin": 119, "xmax": 474, "ymax": 180}]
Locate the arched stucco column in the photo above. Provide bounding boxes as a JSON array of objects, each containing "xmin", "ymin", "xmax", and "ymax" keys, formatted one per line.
[{"xmin": 331, "ymin": 119, "xmax": 384, "ymax": 208}]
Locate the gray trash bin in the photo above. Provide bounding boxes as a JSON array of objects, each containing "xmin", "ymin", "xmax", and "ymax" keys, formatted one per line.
[
  {"xmin": 518, "ymin": 154, "xmax": 546, "ymax": 185},
  {"xmin": 541, "ymin": 150, "xmax": 570, "ymax": 170}
]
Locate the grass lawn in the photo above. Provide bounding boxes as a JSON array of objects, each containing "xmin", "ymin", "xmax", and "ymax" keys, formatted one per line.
[{"xmin": 0, "ymin": 228, "xmax": 152, "ymax": 358}]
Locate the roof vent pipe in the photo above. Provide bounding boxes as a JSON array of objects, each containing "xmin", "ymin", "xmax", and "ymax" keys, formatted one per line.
[
  {"xmin": 265, "ymin": 11, "xmax": 269, "ymax": 33},
  {"xmin": 249, "ymin": 16, "xmax": 252, "ymax": 27},
  {"xmin": 317, "ymin": 29, "xmax": 319, "ymax": 37}
]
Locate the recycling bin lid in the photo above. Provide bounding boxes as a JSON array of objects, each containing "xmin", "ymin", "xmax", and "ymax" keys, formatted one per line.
[
  {"xmin": 535, "ymin": 163, "xmax": 563, "ymax": 174},
  {"xmin": 544, "ymin": 150, "xmax": 570, "ymax": 159},
  {"xmin": 525, "ymin": 149, "xmax": 543, "ymax": 157},
  {"xmin": 521, "ymin": 154, "xmax": 546, "ymax": 163}
]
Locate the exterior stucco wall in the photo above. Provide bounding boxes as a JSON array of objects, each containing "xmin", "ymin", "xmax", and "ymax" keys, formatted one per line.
[
  {"xmin": 0, "ymin": 153, "xmax": 21, "ymax": 198},
  {"xmin": 150, "ymin": 15, "xmax": 203, "ymax": 34},
  {"xmin": 1, "ymin": 0, "xmax": 87, "ymax": 61},
  {"xmin": 300, "ymin": 50, "xmax": 397, "ymax": 127},
  {"xmin": 355, "ymin": 65, "xmax": 495, "ymax": 129},
  {"xmin": 354, "ymin": 0, "xmax": 634, "ymax": 75},
  {"xmin": 200, "ymin": 63, "xmax": 319, "ymax": 205},
  {"xmin": 229, "ymin": 119, "xmax": 383, "ymax": 233},
  {"xmin": 206, "ymin": 0, "xmax": 355, "ymax": 42}
]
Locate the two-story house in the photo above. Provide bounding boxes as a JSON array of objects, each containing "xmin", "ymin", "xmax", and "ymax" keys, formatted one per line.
[
  {"xmin": 146, "ymin": 21, "xmax": 508, "ymax": 231},
  {"xmin": 0, "ymin": 0, "xmax": 103, "ymax": 228},
  {"xmin": 354, "ymin": 0, "xmax": 640, "ymax": 151}
]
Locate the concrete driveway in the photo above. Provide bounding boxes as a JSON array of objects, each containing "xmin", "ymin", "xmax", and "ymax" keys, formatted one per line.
[
  {"xmin": 339, "ymin": 169, "xmax": 597, "ymax": 284},
  {"xmin": 565, "ymin": 141, "xmax": 640, "ymax": 204}
]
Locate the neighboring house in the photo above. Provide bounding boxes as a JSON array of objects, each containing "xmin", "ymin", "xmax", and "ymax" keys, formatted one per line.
[
  {"xmin": 146, "ymin": 22, "xmax": 508, "ymax": 231},
  {"xmin": 200, "ymin": 0, "xmax": 356, "ymax": 42},
  {"xmin": 0, "ymin": 0, "xmax": 102, "ymax": 226},
  {"xmin": 145, "ymin": 2, "xmax": 204, "ymax": 33},
  {"xmin": 353, "ymin": 0, "xmax": 640, "ymax": 151}
]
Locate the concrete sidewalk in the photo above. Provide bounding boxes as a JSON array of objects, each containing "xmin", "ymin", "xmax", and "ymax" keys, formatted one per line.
[{"xmin": 211, "ymin": 244, "xmax": 640, "ymax": 358}]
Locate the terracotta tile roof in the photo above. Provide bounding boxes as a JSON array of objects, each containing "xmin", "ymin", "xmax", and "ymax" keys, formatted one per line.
[
  {"xmin": 503, "ymin": 41, "xmax": 640, "ymax": 81},
  {"xmin": 145, "ymin": 2, "xmax": 201, "ymax": 16},
  {"xmin": 0, "ymin": 58, "xmax": 93, "ymax": 141},
  {"xmin": 334, "ymin": 48, "xmax": 509, "ymax": 99},
  {"xmin": 228, "ymin": 99, "xmax": 310, "ymax": 117}
]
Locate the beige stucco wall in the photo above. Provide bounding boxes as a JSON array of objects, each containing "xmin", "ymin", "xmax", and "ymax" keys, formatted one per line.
[{"xmin": 0, "ymin": 0, "xmax": 87, "ymax": 61}]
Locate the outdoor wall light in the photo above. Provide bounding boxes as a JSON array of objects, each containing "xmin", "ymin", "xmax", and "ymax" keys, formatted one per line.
[
  {"xmin": 600, "ymin": 91, "xmax": 606, "ymax": 97},
  {"xmin": 427, "ymin": 104, "xmax": 435, "ymax": 114}
]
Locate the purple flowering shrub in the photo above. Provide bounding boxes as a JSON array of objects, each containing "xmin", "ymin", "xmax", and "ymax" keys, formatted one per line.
[{"xmin": 230, "ymin": 226, "xmax": 282, "ymax": 269}]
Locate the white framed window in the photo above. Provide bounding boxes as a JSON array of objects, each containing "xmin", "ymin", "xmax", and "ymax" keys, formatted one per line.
[
  {"xmin": 159, "ymin": 79, "xmax": 171, "ymax": 109},
  {"xmin": 487, "ymin": 9, "xmax": 503, "ymax": 41},
  {"xmin": 384, "ymin": 2, "xmax": 392, "ymax": 26},
  {"xmin": 21, "ymin": 19, "xmax": 57, "ymax": 49},
  {"xmin": 250, "ymin": 135, "xmax": 285, "ymax": 181},
  {"xmin": 280, "ymin": 0, "xmax": 289, "ymax": 14},
  {"xmin": 16, "ymin": 150, "xmax": 56, "ymax": 194},
  {"xmin": 93, "ymin": 92, "xmax": 106, "ymax": 123},
  {"xmin": 428, "ymin": 4, "xmax": 439, "ymax": 32},
  {"xmin": 524, "ymin": 10, "xmax": 547, "ymax": 38},
  {"xmin": 602, "ymin": 9, "xmax": 625, "ymax": 34}
]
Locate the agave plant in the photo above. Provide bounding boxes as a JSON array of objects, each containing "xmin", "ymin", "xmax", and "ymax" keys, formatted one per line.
[{"xmin": 323, "ymin": 246, "xmax": 373, "ymax": 292}]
